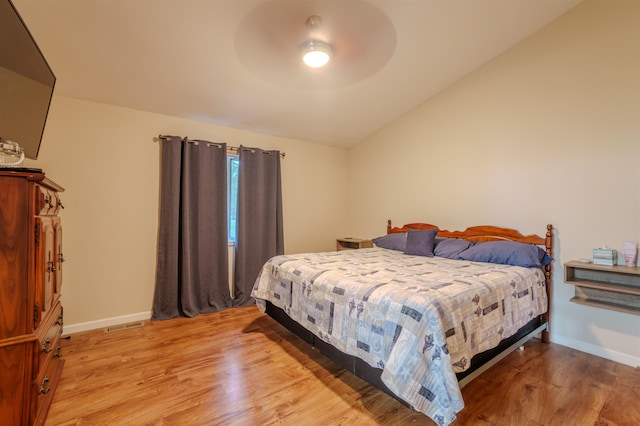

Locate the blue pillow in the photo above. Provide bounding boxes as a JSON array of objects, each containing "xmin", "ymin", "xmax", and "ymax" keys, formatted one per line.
[
  {"xmin": 372, "ymin": 232, "xmax": 407, "ymax": 251},
  {"xmin": 434, "ymin": 238, "xmax": 474, "ymax": 259},
  {"xmin": 458, "ymin": 240, "xmax": 552, "ymax": 268},
  {"xmin": 404, "ymin": 228, "xmax": 439, "ymax": 257}
]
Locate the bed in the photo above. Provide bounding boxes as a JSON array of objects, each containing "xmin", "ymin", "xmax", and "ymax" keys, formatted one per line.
[{"xmin": 251, "ymin": 221, "xmax": 553, "ymax": 425}]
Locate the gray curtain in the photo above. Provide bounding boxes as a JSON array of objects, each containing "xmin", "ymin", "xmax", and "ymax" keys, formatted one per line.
[
  {"xmin": 233, "ymin": 146, "xmax": 284, "ymax": 306},
  {"xmin": 152, "ymin": 136, "xmax": 231, "ymax": 319}
]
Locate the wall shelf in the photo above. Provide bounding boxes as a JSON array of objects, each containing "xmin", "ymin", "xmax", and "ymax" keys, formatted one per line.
[{"xmin": 564, "ymin": 260, "xmax": 640, "ymax": 315}]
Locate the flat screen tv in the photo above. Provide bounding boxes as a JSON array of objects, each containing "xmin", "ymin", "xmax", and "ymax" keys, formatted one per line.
[{"xmin": 0, "ymin": 0, "xmax": 55, "ymax": 160}]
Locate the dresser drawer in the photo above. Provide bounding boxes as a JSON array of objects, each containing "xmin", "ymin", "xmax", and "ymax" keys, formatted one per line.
[
  {"xmin": 33, "ymin": 303, "xmax": 64, "ymax": 425},
  {"xmin": 33, "ymin": 353, "xmax": 64, "ymax": 425},
  {"xmin": 35, "ymin": 186, "xmax": 60, "ymax": 216},
  {"xmin": 36, "ymin": 303, "xmax": 63, "ymax": 373}
]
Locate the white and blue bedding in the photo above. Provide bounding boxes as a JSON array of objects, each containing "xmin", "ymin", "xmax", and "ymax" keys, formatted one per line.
[{"xmin": 251, "ymin": 247, "xmax": 547, "ymax": 426}]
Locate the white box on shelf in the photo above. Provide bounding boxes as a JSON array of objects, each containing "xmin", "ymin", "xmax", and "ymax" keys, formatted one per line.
[{"xmin": 593, "ymin": 248, "xmax": 617, "ymax": 266}]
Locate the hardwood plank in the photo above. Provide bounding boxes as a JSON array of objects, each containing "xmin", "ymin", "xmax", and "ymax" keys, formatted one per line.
[
  {"xmin": 45, "ymin": 306, "xmax": 640, "ymax": 425},
  {"xmin": 596, "ymin": 362, "xmax": 640, "ymax": 425}
]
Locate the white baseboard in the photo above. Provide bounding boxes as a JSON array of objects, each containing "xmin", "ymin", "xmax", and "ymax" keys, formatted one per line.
[
  {"xmin": 550, "ymin": 333, "xmax": 640, "ymax": 368},
  {"xmin": 63, "ymin": 311, "xmax": 152, "ymax": 335}
]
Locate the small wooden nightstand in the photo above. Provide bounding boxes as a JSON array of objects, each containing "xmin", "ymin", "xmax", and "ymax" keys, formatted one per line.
[{"xmin": 336, "ymin": 237, "xmax": 373, "ymax": 251}]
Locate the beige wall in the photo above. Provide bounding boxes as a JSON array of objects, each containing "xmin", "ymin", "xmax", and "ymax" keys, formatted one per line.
[
  {"xmin": 348, "ymin": 0, "xmax": 640, "ymax": 366},
  {"xmin": 26, "ymin": 96, "xmax": 349, "ymax": 328}
]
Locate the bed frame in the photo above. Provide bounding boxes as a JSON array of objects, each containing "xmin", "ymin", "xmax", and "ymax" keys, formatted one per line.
[{"xmin": 263, "ymin": 220, "xmax": 553, "ymax": 400}]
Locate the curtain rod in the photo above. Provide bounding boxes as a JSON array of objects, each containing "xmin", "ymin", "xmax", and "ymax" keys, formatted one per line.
[{"xmin": 154, "ymin": 134, "xmax": 285, "ymax": 158}]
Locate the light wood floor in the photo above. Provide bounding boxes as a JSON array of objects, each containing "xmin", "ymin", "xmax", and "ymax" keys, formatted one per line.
[{"xmin": 45, "ymin": 306, "xmax": 639, "ymax": 426}]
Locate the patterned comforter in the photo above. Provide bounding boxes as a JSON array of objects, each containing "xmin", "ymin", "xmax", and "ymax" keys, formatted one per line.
[{"xmin": 251, "ymin": 247, "xmax": 547, "ymax": 425}]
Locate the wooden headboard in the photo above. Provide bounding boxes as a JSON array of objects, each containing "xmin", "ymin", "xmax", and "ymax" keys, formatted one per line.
[
  {"xmin": 386, "ymin": 219, "xmax": 554, "ymax": 343},
  {"xmin": 387, "ymin": 220, "xmax": 552, "ymax": 252}
]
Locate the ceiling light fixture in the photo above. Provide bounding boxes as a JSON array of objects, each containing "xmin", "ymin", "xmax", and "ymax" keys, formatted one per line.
[
  {"xmin": 301, "ymin": 40, "xmax": 332, "ymax": 68},
  {"xmin": 301, "ymin": 15, "xmax": 332, "ymax": 68}
]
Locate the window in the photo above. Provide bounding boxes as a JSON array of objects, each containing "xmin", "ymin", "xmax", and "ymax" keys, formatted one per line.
[{"xmin": 227, "ymin": 155, "xmax": 239, "ymax": 242}]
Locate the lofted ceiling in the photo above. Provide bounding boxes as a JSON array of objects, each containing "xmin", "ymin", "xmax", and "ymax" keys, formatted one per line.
[{"xmin": 13, "ymin": 0, "xmax": 582, "ymax": 147}]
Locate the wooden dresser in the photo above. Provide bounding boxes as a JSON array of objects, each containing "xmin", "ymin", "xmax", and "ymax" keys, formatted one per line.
[{"xmin": 0, "ymin": 170, "xmax": 65, "ymax": 425}]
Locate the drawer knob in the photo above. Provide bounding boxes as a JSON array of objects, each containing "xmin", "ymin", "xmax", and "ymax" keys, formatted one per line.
[
  {"xmin": 39, "ymin": 377, "xmax": 50, "ymax": 395},
  {"xmin": 54, "ymin": 346, "xmax": 62, "ymax": 358},
  {"xmin": 41, "ymin": 339, "xmax": 52, "ymax": 353}
]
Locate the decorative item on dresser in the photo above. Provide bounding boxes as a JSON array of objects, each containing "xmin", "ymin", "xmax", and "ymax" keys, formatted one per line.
[
  {"xmin": 0, "ymin": 169, "xmax": 65, "ymax": 426},
  {"xmin": 336, "ymin": 237, "xmax": 373, "ymax": 251}
]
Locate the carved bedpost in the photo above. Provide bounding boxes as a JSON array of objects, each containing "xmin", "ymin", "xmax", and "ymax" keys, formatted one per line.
[
  {"xmin": 387, "ymin": 219, "xmax": 392, "ymax": 234},
  {"xmin": 542, "ymin": 224, "xmax": 553, "ymax": 343}
]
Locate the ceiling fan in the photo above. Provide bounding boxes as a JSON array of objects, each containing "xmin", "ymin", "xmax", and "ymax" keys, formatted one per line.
[{"xmin": 234, "ymin": 0, "xmax": 397, "ymax": 89}]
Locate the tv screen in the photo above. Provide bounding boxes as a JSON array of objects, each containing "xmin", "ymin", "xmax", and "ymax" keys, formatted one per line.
[{"xmin": 0, "ymin": 0, "xmax": 55, "ymax": 160}]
